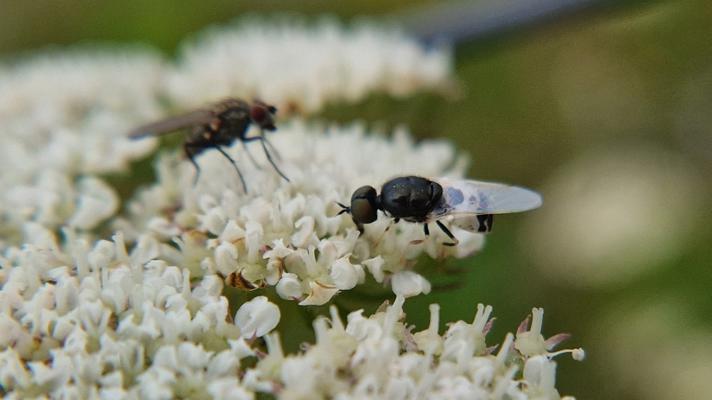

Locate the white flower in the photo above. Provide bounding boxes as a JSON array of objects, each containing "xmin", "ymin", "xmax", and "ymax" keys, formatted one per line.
[
  {"xmin": 235, "ymin": 296, "xmax": 281, "ymax": 338},
  {"xmin": 515, "ymin": 308, "xmax": 584, "ymax": 361},
  {"xmin": 330, "ymin": 256, "xmax": 365, "ymax": 290},
  {"xmin": 250, "ymin": 298, "xmax": 582, "ymax": 399},
  {"xmin": 275, "ymin": 272, "xmax": 303, "ymax": 300},
  {"xmin": 67, "ymin": 176, "xmax": 119, "ymax": 230},
  {"xmin": 362, "ymin": 256, "xmax": 386, "ymax": 283},
  {"xmin": 299, "ymin": 281, "xmax": 340, "ymax": 306},
  {"xmin": 0, "ymin": 50, "xmax": 163, "ymax": 250},
  {"xmin": 391, "ymin": 270, "xmax": 432, "ymax": 298},
  {"xmin": 207, "ymin": 379, "xmax": 254, "ymax": 400},
  {"xmin": 523, "ymin": 355, "xmax": 560, "ymax": 399},
  {"xmin": 523, "ymin": 146, "xmax": 704, "ymax": 287},
  {"xmin": 167, "ymin": 18, "xmax": 452, "ymax": 112},
  {"xmin": 215, "ymin": 241, "xmax": 239, "ymax": 275},
  {"xmin": 441, "ymin": 303, "xmax": 493, "ymax": 361},
  {"xmin": 412, "ymin": 304, "xmax": 443, "ymax": 354},
  {"xmin": 515, "ymin": 308, "xmax": 549, "ymax": 356}
]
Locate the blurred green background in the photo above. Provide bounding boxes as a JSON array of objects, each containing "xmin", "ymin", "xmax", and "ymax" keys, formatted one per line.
[{"xmin": 3, "ymin": 1, "xmax": 711, "ymax": 399}]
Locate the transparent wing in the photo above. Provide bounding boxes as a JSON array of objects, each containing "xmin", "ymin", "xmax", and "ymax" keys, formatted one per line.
[
  {"xmin": 429, "ymin": 177, "xmax": 542, "ymax": 219},
  {"xmin": 127, "ymin": 109, "xmax": 213, "ymax": 139}
]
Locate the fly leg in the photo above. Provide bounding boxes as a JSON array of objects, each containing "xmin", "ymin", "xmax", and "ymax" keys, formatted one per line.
[
  {"xmin": 259, "ymin": 135, "xmax": 289, "ymax": 182},
  {"xmin": 213, "ymin": 145, "xmax": 248, "ymax": 193},
  {"xmin": 436, "ymin": 220, "xmax": 459, "ymax": 247},
  {"xmin": 262, "ymin": 135, "xmax": 282, "ymax": 161},
  {"xmin": 243, "ymin": 135, "xmax": 290, "ymax": 182},
  {"xmin": 184, "ymin": 143, "xmax": 203, "ymax": 185},
  {"xmin": 240, "ymin": 140, "xmax": 263, "ymax": 170}
]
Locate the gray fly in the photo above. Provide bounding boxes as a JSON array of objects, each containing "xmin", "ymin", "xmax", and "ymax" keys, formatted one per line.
[{"xmin": 128, "ymin": 98, "xmax": 288, "ymax": 191}]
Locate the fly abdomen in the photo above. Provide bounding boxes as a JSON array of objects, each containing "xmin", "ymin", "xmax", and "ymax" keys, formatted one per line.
[{"xmin": 476, "ymin": 214, "xmax": 494, "ymax": 233}]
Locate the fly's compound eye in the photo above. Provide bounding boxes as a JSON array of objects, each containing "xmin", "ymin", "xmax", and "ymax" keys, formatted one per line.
[
  {"xmin": 250, "ymin": 105, "xmax": 267, "ymax": 123},
  {"xmin": 250, "ymin": 103, "xmax": 277, "ymax": 131},
  {"xmin": 350, "ymin": 186, "xmax": 378, "ymax": 224}
]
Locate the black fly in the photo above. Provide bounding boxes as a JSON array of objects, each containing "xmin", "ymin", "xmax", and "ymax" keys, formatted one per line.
[
  {"xmin": 338, "ymin": 175, "xmax": 542, "ymax": 246},
  {"xmin": 128, "ymin": 98, "xmax": 289, "ymax": 191}
]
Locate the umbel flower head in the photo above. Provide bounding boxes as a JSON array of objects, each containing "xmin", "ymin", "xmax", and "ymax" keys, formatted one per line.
[
  {"xmin": 115, "ymin": 121, "xmax": 484, "ymax": 305},
  {"xmin": 166, "ymin": 17, "xmax": 454, "ymax": 112},
  {"xmin": 0, "ymin": 230, "xmax": 581, "ymax": 399},
  {"xmin": 0, "ymin": 17, "xmax": 582, "ymax": 399}
]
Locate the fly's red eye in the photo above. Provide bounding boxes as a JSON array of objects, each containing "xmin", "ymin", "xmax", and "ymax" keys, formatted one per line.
[
  {"xmin": 250, "ymin": 105, "xmax": 267, "ymax": 123},
  {"xmin": 250, "ymin": 102, "xmax": 277, "ymax": 131}
]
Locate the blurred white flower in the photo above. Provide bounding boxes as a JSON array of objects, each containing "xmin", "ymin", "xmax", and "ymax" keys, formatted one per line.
[
  {"xmin": 0, "ymin": 49, "xmax": 163, "ymax": 178},
  {"xmin": 67, "ymin": 176, "xmax": 120, "ymax": 230},
  {"xmin": 523, "ymin": 146, "xmax": 705, "ymax": 287},
  {"xmin": 673, "ymin": 69, "xmax": 712, "ymax": 162},
  {"xmin": 599, "ymin": 298, "xmax": 712, "ymax": 400},
  {"xmin": 391, "ymin": 270, "xmax": 432, "ymax": 298},
  {"xmin": 167, "ymin": 18, "xmax": 453, "ymax": 112},
  {"xmin": 0, "ymin": 49, "xmax": 163, "ymax": 249},
  {"xmin": 552, "ymin": 40, "xmax": 656, "ymax": 139}
]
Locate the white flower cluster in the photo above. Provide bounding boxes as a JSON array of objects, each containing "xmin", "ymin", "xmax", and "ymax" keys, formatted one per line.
[
  {"xmin": 0, "ymin": 227, "xmax": 581, "ymax": 398},
  {"xmin": 0, "ymin": 50, "xmax": 164, "ymax": 248},
  {"xmin": 0, "ymin": 17, "xmax": 583, "ymax": 399},
  {"xmin": 0, "ymin": 18, "xmax": 453, "ymax": 251},
  {"xmin": 255, "ymin": 299, "xmax": 583, "ymax": 400},
  {"xmin": 167, "ymin": 18, "xmax": 453, "ymax": 112},
  {"xmin": 114, "ymin": 122, "xmax": 483, "ymax": 304},
  {"xmin": 1, "ymin": 230, "xmax": 244, "ymax": 399}
]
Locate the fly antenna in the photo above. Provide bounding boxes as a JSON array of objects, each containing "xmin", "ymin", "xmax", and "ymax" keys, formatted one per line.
[{"xmin": 336, "ymin": 202, "xmax": 351, "ymax": 215}]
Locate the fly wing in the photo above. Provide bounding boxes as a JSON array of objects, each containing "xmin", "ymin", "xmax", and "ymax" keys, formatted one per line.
[
  {"xmin": 127, "ymin": 109, "xmax": 214, "ymax": 139},
  {"xmin": 429, "ymin": 177, "xmax": 542, "ymax": 218}
]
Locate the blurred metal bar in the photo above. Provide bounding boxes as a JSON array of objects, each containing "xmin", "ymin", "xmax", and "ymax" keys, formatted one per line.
[{"xmin": 398, "ymin": 0, "xmax": 606, "ymax": 44}]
